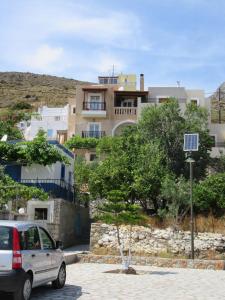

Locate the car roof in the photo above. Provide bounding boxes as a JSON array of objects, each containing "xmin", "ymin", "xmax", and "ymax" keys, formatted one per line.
[{"xmin": 0, "ymin": 220, "xmax": 43, "ymax": 230}]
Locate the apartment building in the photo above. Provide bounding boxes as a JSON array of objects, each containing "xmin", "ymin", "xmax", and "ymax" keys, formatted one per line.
[
  {"xmin": 68, "ymin": 74, "xmax": 148, "ymax": 141},
  {"xmin": 18, "ymin": 105, "xmax": 69, "ymax": 143}
]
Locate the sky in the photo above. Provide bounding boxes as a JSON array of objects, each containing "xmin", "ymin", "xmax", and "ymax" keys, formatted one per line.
[{"xmin": 1, "ymin": 0, "xmax": 225, "ymax": 94}]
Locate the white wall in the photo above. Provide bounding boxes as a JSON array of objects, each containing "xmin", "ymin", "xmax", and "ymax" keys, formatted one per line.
[
  {"xmin": 23, "ymin": 105, "xmax": 69, "ymax": 140},
  {"xmin": 21, "ymin": 161, "xmax": 74, "ymax": 185}
]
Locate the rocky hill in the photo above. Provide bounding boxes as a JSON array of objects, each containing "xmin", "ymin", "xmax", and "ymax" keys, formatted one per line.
[{"xmin": 0, "ymin": 72, "xmax": 90, "ymax": 109}]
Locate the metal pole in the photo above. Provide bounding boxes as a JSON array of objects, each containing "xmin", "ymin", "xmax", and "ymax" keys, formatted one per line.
[
  {"xmin": 219, "ymin": 88, "xmax": 221, "ymax": 124},
  {"xmin": 190, "ymin": 160, "xmax": 194, "ymax": 259}
]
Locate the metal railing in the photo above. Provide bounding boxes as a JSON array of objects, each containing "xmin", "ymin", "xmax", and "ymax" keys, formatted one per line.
[
  {"xmin": 19, "ymin": 179, "xmax": 75, "ymax": 202},
  {"xmin": 114, "ymin": 107, "xmax": 137, "ymax": 115},
  {"xmin": 83, "ymin": 102, "xmax": 106, "ymax": 111},
  {"xmin": 82, "ymin": 131, "xmax": 106, "ymax": 138}
]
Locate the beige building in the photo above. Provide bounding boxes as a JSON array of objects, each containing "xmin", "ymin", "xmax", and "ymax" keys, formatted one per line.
[{"xmin": 68, "ymin": 74, "xmax": 147, "ymax": 141}]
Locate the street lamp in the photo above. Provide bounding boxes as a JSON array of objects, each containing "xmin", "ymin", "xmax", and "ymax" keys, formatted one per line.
[{"xmin": 184, "ymin": 133, "xmax": 199, "ymax": 260}]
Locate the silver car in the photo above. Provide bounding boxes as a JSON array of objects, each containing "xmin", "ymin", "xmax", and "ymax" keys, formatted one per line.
[{"xmin": 0, "ymin": 221, "xmax": 66, "ymax": 300}]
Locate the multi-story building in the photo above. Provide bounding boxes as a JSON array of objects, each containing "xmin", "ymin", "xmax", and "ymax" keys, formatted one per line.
[
  {"xmin": 68, "ymin": 74, "xmax": 147, "ymax": 140},
  {"xmin": 98, "ymin": 73, "xmax": 137, "ymax": 91},
  {"xmin": 18, "ymin": 105, "xmax": 69, "ymax": 143}
]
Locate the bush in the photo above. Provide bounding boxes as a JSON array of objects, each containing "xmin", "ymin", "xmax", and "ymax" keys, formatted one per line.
[
  {"xmin": 194, "ymin": 173, "xmax": 225, "ymax": 215},
  {"xmin": 65, "ymin": 135, "xmax": 99, "ymax": 149}
]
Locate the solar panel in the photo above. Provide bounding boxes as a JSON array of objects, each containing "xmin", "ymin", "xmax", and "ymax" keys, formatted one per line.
[{"xmin": 183, "ymin": 133, "xmax": 199, "ymax": 151}]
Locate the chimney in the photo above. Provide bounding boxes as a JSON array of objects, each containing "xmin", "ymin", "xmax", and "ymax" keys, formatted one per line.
[{"xmin": 140, "ymin": 74, "xmax": 144, "ymax": 91}]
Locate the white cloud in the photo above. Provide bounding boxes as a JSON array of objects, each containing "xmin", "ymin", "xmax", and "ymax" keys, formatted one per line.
[{"xmin": 22, "ymin": 45, "xmax": 68, "ymax": 73}]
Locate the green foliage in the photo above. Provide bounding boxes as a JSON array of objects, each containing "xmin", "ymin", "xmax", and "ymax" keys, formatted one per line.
[
  {"xmin": 65, "ymin": 135, "xmax": 99, "ymax": 150},
  {"xmin": 194, "ymin": 173, "xmax": 225, "ymax": 214},
  {"xmin": 0, "ymin": 120, "xmax": 23, "ymax": 140},
  {"xmin": 0, "ymin": 130, "xmax": 69, "ymax": 166},
  {"xmin": 98, "ymin": 190, "xmax": 145, "ymax": 228},
  {"xmin": 89, "ymin": 128, "xmax": 169, "ymax": 212},
  {"xmin": 0, "ymin": 167, "xmax": 48, "ymax": 208},
  {"xmin": 159, "ymin": 175, "xmax": 190, "ymax": 225},
  {"xmin": 209, "ymin": 154, "xmax": 225, "ymax": 173},
  {"xmin": 23, "ymin": 130, "xmax": 69, "ymax": 166},
  {"xmin": 139, "ymin": 100, "xmax": 212, "ymax": 179},
  {"xmin": 74, "ymin": 155, "xmax": 97, "ymax": 203},
  {"xmin": 11, "ymin": 101, "xmax": 32, "ymax": 110}
]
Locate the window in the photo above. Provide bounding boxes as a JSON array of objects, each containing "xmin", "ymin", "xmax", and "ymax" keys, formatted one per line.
[
  {"xmin": 0, "ymin": 226, "xmax": 12, "ymax": 250},
  {"xmin": 89, "ymin": 123, "xmax": 101, "ymax": 138},
  {"xmin": 73, "ymin": 107, "xmax": 76, "ymax": 114},
  {"xmin": 210, "ymin": 135, "xmax": 216, "ymax": 147},
  {"xmin": 39, "ymin": 227, "xmax": 55, "ymax": 250},
  {"xmin": 35, "ymin": 208, "xmax": 48, "ymax": 220},
  {"xmin": 55, "ymin": 116, "xmax": 60, "ymax": 121},
  {"xmin": 190, "ymin": 99, "xmax": 199, "ymax": 106},
  {"xmin": 24, "ymin": 227, "xmax": 41, "ymax": 250},
  {"xmin": 47, "ymin": 129, "xmax": 53, "ymax": 138},
  {"xmin": 122, "ymin": 99, "xmax": 133, "ymax": 107},
  {"xmin": 90, "ymin": 153, "xmax": 97, "ymax": 161}
]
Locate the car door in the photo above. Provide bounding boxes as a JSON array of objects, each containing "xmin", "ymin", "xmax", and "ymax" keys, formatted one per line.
[
  {"xmin": 20, "ymin": 226, "xmax": 46, "ymax": 286},
  {"xmin": 38, "ymin": 227, "xmax": 59, "ymax": 280}
]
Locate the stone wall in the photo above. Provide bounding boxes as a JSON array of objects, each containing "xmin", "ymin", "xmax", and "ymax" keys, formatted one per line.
[{"xmin": 90, "ymin": 223, "xmax": 225, "ymax": 259}]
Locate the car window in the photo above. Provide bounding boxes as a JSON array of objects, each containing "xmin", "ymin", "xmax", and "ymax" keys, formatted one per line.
[
  {"xmin": 22, "ymin": 227, "xmax": 41, "ymax": 250},
  {"xmin": 39, "ymin": 227, "xmax": 55, "ymax": 250},
  {"xmin": 0, "ymin": 226, "xmax": 12, "ymax": 250}
]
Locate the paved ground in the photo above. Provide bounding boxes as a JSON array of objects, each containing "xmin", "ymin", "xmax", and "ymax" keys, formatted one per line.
[{"xmin": 29, "ymin": 263, "xmax": 225, "ymax": 300}]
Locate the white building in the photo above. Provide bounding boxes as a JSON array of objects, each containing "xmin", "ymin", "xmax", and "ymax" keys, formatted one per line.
[{"xmin": 18, "ymin": 105, "xmax": 69, "ymax": 143}]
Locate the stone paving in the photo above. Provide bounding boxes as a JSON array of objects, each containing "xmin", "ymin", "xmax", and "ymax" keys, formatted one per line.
[{"xmin": 29, "ymin": 263, "xmax": 225, "ymax": 299}]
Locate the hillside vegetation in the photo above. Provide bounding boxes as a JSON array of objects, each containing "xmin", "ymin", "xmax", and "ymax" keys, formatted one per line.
[{"xmin": 0, "ymin": 72, "xmax": 89, "ymax": 109}]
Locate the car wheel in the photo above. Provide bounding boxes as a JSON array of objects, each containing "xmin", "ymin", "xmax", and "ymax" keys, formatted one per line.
[
  {"xmin": 52, "ymin": 263, "xmax": 66, "ymax": 289},
  {"xmin": 13, "ymin": 273, "xmax": 32, "ymax": 300}
]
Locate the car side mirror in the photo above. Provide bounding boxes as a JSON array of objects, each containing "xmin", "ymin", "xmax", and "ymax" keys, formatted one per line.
[{"xmin": 55, "ymin": 240, "xmax": 63, "ymax": 249}]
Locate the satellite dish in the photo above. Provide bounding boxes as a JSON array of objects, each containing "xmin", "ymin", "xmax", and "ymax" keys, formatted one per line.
[{"xmin": 1, "ymin": 135, "xmax": 8, "ymax": 142}]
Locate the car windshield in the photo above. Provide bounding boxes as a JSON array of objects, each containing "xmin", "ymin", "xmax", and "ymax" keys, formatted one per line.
[{"xmin": 0, "ymin": 226, "xmax": 13, "ymax": 250}]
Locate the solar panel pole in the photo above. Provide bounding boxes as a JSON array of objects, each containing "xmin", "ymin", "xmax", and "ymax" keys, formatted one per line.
[{"xmin": 186, "ymin": 156, "xmax": 195, "ymax": 259}]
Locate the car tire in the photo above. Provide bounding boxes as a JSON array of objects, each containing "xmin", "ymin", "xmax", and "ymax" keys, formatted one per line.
[
  {"xmin": 12, "ymin": 273, "xmax": 32, "ymax": 300},
  {"xmin": 52, "ymin": 263, "xmax": 66, "ymax": 289}
]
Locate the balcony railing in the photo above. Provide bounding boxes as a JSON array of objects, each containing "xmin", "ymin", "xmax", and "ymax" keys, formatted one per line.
[
  {"xmin": 83, "ymin": 102, "xmax": 106, "ymax": 111},
  {"xmin": 19, "ymin": 179, "xmax": 75, "ymax": 202},
  {"xmin": 114, "ymin": 107, "xmax": 137, "ymax": 115},
  {"xmin": 82, "ymin": 131, "xmax": 106, "ymax": 138}
]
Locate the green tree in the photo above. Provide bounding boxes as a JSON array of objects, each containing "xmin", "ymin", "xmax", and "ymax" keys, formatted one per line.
[
  {"xmin": 98, "ymin": 190, "xmax": 146, "ymax": 271},
  {"xmin": 0, "ymin": 120, "xmax": 23, "ymax": 140},
  {"xmin": 194, "ymin": 173, "xmax": 225, "ymax": 215},
  {"xmin": 65, "ymin": 135, "xmax": 99, "ymax": 150},
  {"xmin": 0, "ymin": 167, "xmax": 48, "ymax": 209},
  {"xmin": 0, "ymin": 130, "xmax": 68, "ymax": 166},
  {"xmin": 139, "ymin": 100, "xmax": 212, "ymax": 179},
  {"xmin": 159, "ymin": 175, "xmax": 190, "ymax": 227}
]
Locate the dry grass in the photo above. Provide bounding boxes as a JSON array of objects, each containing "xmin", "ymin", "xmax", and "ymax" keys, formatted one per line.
[{"xmin": 146, "ymin": 214, "xmax": 225, "ymax": 234}]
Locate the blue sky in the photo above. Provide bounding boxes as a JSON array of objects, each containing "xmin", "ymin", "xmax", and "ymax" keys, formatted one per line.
[{"xmin": 1, "ymin": 0, "xmax": 225, "ymax": 94}]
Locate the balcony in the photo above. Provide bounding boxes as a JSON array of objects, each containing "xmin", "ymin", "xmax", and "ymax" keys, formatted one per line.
[
  {"xmin": 114, "ymin": 107, "xmax": 137, "ymax": 116},
  {"xmin": 19, "ymin": 179, "xmax": 75, "ymax": 202},
  {"xmin": 82, "ymin": 131, "xmax": 106, "ymax": 138},
  {"xmin": 81, "ymin": 101, "xmax": 106, "ymax": 118}
]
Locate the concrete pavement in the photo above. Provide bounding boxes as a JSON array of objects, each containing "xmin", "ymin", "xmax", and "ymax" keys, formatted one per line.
[{"xmin": 31, "ymin": 263, "xmax": 225, "ymax": 300}]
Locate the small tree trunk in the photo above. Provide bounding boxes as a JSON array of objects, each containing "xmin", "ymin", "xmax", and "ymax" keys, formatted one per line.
[{"xmin": 116, "ymin": 225, "xmax": 127, "ymax": 270}]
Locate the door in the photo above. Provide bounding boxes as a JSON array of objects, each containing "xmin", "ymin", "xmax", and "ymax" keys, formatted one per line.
[
  {"xmin": 20, "ymin": 226, "xmax": 46, "ymax": 285},
  {"xmin": 39, "ymin": 227, "xmax": 60, "ymax": 280},
  {"xmin": 89, "ymin": 123, "xmax": 100, "ymax": 138},
  {"xmin": 89, "ymin": 95, "xmax": 101, "ymax": 110},
  {"xmin": 0, "ymin": 226, "xmax": 13, "ymax": 271}
]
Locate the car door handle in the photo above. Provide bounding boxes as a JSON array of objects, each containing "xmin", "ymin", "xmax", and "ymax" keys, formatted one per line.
[
  {"xmin": 31, "ymin": 254, "xmax": 36, "ymax": 258},
  {"xmin": 46, "ymin": 253, "xmax": 50, "ymax": 256}
]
